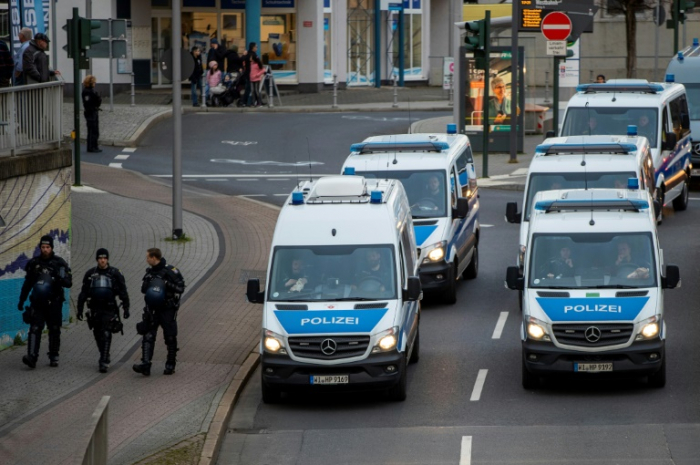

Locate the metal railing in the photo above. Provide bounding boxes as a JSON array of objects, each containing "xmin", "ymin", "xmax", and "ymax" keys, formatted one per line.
[
  {"xmin": 76, "ymin": 395, "xmax": 110, "ymax": 465},
  {"xmin": 0, "ymin": 80, "xmax": 64, "ymax": 157}
]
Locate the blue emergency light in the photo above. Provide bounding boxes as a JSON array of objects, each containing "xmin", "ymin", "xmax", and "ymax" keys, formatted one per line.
[
  {"xmin": 343, "ymin": 166, "xmax": 356, "ymax": 175},
  {"xmin": 291, "ymin": 191, "xmax": 304, "ymax": 205},
  {"xmin": 446, "ymin": 124, "xmax": 457, "ymax": 135},
  {"xmin": 665, "ymin": 73, "xmax": 675, "ymax": 83},
  {"xmin": 370, "ymin": 191, "xmax": 383, "ymax": 204},
  {"xmin": 678, "ymin": 52, "xmax": 684, "ymax": 62},
  {"xmin": 627, "ymin": 125, "xmax": 638, "ymax": 136},
  {"xmin": 627, "ymin": 178, "xmax": 639, "ymax": 190},
  {"xmin": 694, "ymin": 38, "xmax": 699, "ymax": 47}
]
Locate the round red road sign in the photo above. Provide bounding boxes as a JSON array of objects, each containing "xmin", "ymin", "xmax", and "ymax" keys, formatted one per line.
[{"xmin": 541, "ymin": 12, "xmax": 572, "ymax": 41}]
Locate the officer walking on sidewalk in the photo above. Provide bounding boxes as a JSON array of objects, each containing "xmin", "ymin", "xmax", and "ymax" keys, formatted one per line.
[
  {"xmin": 17, "ymin": 234, "xmax": 72, "ymax": 368},
  {"xmin": 133, "ymin": 248, "xmax": 185, "ymax": 376},
  {"xmin": 77, "ymin": 248, "xmax": 130, "ymax": 373}
]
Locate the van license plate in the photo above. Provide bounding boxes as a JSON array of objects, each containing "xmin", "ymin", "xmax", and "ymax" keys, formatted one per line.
[
  {"xmin": 692, "ymin": 169, "xmax": 700, "ymax": 177},
  {"xmin": 311, "ymin": 375, "xmax": 349, "ymax": 385},
  {"xmin": 574, "ymin": 362, "xmax": 613, "ymax": 372}
]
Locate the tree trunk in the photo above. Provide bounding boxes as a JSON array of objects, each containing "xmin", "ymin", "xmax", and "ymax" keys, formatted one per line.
[{"xmin": 625, "ymin": 5, "xmax": 637, "ymax": 78}]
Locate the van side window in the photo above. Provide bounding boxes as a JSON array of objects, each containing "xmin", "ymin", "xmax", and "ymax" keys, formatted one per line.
[
  {"xmin": 450, "ymin": 168, "xmax": 458, "ymax": 208},
  {"xmin": 669, "ymin": 96, "xmax": 689, "ymax": 139},
  {"xmin": 400, "ymin": 227, "xmax": 416, "ymax": 276},
  {"xmin": 456, "ymin": 150, "xmax": 469, "ymax": 197},
  {"xmin": 398, "ymin": 245, "xmax": 406, "ymax": 287},
  {"xmin": 662, "ymin": 108, "xmax": 670, "ymax": 146}
]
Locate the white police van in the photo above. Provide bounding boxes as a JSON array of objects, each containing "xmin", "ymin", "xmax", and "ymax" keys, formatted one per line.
[
  {"xmin": 246, "ymin": 176, "xmax": 421, "ymax": 402},
  {"xmin": 560, "ymin": 78, "xmax": 692, "ymax": 219},
  {"xmin": 666, "ymin": 41, "xmax": 700, "ymax": 178},
  {"xmin": 505, "ymin": 186, "xmax": 680, "ymax": 389},
  {"xmin": 506, "ymin": 133, "xmax": 655, "ymax": 274},
  {"xmin": 341, "ymin": 125, "xmax": 479, "ymax": 304}
]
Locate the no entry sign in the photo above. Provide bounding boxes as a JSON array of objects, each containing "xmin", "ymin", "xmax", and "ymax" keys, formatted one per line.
[{"xmin": 541, "ymin": 12, "xmax": 572, "ymax": 41}]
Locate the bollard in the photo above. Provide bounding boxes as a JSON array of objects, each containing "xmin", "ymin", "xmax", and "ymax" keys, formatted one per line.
[
  {"xmin": 201, "ymin": 74, "xmax": 206, "ymax": 108},
  {"xmin": 130, "ymin": 72, "xmax": 135, "ymax": 107},
  {"xmin": 392, "ymin": 75, "xmax": 399, "ymax": 108},
  {"xmin": 332, "ymin": 74, "xmax": 338, "ymax": 109},
  {"xmin": 544, "ymin": 70, "xmax": 550, "ymax": 104},
  {"xmin": 448, "ymin": 74, "xmax": 454, "ymax": 107}
]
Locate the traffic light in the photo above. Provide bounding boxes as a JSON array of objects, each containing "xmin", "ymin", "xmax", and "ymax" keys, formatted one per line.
[
  {"xmin": 79, "ymin": 18, "xmax": 101, "ymax": 50},
  {"xmin": 680, "ymin": 0, "xmax": 695, "ymax": 22},
  {"xmin": 463, "ymin": 20, "xmax": 485, "ymax": 52},
  {"xmin": 62, "ymin": 20, "xmax": 74, "ymax": 58}
]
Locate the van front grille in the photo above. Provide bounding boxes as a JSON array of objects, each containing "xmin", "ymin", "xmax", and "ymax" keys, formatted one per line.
[
  {"xmin": 288, "ymin": 335, "xmax": 371, "ymax": 360},
  {"xmin": 552, "ymin": 323, "xmax": 634, "ymax": 347}
]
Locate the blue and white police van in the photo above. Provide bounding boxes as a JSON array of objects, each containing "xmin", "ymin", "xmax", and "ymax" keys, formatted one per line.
[
  {"xmin": 505, "ymin": 186, "xmax": 680, "ymax": 389},
  {"xmin": 246, "ymin": 176, "xmax": 421, "ymax": 402},
  {"xmin": 341, "ymin": 125, "xmax": 479, "ymax": 304},
  {"xmin": 560, "ymin": 78, "xmax": 692, "ymax": 220}
]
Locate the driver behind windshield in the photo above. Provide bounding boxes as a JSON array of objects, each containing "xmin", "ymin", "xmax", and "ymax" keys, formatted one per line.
[
  {"xmin": 614, "ymin": 241, "xmax": 650, "ymax": 279},
  {"xmin": 546, "ymin": 246, "xmax": 575, "ymax": 279},
  {"xmin": 280, "ymin": 257, "xmax": 311, "ymax": 292},
  {"xmin": 354, "ymin": 249, "xmax": 391, "ymax": 292}
]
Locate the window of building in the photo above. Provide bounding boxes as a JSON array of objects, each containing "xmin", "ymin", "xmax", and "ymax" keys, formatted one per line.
[
  {"xmin": 260, "ymin": 14, "xmax": 296, "ymax": 82},
  {"xmin": 182, "ymin": 12, "xmax": 218, "ymax": 63},
  {"xmin": 388, "ymin": 4, "xmax": 423, "ymax": 80}
]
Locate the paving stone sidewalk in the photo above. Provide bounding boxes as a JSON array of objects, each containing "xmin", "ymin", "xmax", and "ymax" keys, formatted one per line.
[{"xmin": 0, "ymin": 165, "xmax": 278, "ymax": 464}]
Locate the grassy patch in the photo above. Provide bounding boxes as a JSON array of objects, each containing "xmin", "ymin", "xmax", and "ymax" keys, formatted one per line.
[{"xmin": 164, "ymin": 233, "xmax": 193, "ymax": 244}]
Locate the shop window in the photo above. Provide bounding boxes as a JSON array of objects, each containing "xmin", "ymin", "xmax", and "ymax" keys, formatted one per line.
[
  {"xmin": 260, "ymin": 14, "xmax": 296, "ymax": 79},
  {"xmin": 222, "ymin": 13, "xmax": 245, "ymax": 51},
  {"xmin": 324, "ymin": 13, "xmax": 332, "ymax": 82},
  {"xmin": 182, "ymin": 12, "xmax": 218, "ymax": 60}
]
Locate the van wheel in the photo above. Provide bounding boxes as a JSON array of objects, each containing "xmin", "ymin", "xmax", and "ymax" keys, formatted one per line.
[
  {"xmin": 673, "ymin": 178, "xmax": 689, "ymax": 211},
  {"xmin": 443, "ymin": 263, "xmax": 458, "ymax": 305},
  {"xmin": 409, "ymin": 329, "xmax": 420, "ymax": 364},
  {"xmin": 387, "ymin": 354, "xmax": 408, "ymax": 401},
  {"xmin": 463, "ymin": 246, "xmax": 479, "ymax": 280},
  {"xmin": 647, "ymin": 359, "xmax": 666, "ymax": 388},
  {"xmin": 261, "ymin": 380, "xmax": 282, "ymax": 404},
  {"xmin": 655, "ymin": 188, "xmax": 665, "ymax": 225},
  {"xmin": 522, "ymin": 357, "xmax": 539, "ymax": 390}
]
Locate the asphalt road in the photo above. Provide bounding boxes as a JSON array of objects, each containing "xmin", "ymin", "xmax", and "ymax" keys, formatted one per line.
[
  {"xmin": 87, "ymin": 111, "xmax": 448, "ymax": 206},
  {"xmin": 216, "ymin": 188, "xmax": 700, "ymax": 465}
]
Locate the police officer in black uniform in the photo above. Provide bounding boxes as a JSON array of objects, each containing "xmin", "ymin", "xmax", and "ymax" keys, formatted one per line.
[
  {"xmin": 82, "ymin": 74, "xmax": 102, "ymax": 152},
  {"xmin": 77, "ymin": 248, "xmax": 130, "ymax": 373},
  {"xmin": 133, "ymin": 248, "xmax": 185, "ymax": 377},
  {"xmin": 17, "ymin": 234, "xmax": 72, "ymax": 368}
]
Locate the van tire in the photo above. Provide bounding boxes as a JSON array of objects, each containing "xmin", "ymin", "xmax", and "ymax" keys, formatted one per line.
[
  {"xmin": 387, "ymin": 355, "xmax": 408, "ymax": 401},
  {"xmin": 673, "ymin": 178, "xmax": 689, "ymax": 211},
  {"xmin": 409, "ymin": 329, "xmax": 420, "ymax": 364},
  {"xmin": 463, "ymin": 246, "xmax": 479, "ymax": 280},
  {"xmin": 443, "ymin": 263, "xmax": 458, "ymax": 305},
  {"xmin": 522, "ymin": 358, "xmax": 539, "ymax": 390},
  {"xmin": 261, "ymin": 381, "xmax": 282, "ymax": 404},
  {"xmin": 647, "ymin": 359, "xmax": 666, "ymax": 388}
]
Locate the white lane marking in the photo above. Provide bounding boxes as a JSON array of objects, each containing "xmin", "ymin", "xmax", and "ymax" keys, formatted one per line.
[
  {"xmin": 211, "ymin": 159, "xmax": 324, "ymax": 167},
  {"xmin": 236, "ymin": 179, "xmax": 259, "ymax": 181},
  {"xmin": 492, "ymin": 312, "xmax": 509, "ymax": 339},
  {"xmin": 470, "ymin": 369, "xmax": 488, "ymax": 401},
  {"xmin": 122, "ymin": 147, "xmax": 137, "ymax": 153},
  {"xmin": 108, "ymin": 163, "xmax": 123, "ymax": 169},
  {"xmin": 205, "ymin": 179, "xmax": 228, "ymax": 182},
  {"xmin": 510, "ymin": 168, "xmax": 528, "ymax": 176},
  {"xmin": 460, "ymin": 436, "xmax": 472, "ymax": 465},
  {"xmin": 689, "ymin": 197, "xmax": 700, "ymax": 201},
  {"xmin": 480, "ymin": 224, "xmax": 494, "ymax": 228},
  {"xmin": 237, "ymin": 194, "xmax": 266, "ymax": 197},
  {"xmin": 274, "ymin": 194, "xmax": 290, "ymax": 196},
  {"xmin": 222, "ymin": 140, "xmax": 258, "ymax": 146},
  {"xmin": 114, "ymin": 154, "xmax": 130, "ymax": 160},
  {"xmin": 267, "ymin": 178, "xmax": 290, "ymax": 181},
  {"xmin": 152, "ymin": 174, "xmax": 335, "ymax": 178}
]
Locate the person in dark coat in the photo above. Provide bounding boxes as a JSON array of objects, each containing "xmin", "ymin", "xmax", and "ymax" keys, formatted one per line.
[
  {"xmin": 82, "ymin": 75, "xmax": 102, "ymax": 153},
  {"xmin": 0, "ymin": 39, "xmax": 15, "ymax": 87},
  {"xmin": 189, "ymin": 46, "xmax": 203, "ymax": 107},
  {"xmin": 22, "ymin": 33, "xmax": 60, "ymax": 84},
  {"xmin": 225, "ymin": 45, "xmax": 243, "ymax": 74},
  {"xmin": 206, "ymin": 38, "xmax": 226, "ymax": 72}
]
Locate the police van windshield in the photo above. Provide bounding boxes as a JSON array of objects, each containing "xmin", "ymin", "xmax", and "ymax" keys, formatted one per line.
[
  {"xmin": 268, "ymin": 245, "xmax": 397, "ymax": 302},
  {"xmin": 524, "ymin": 172, "xmax": 636, "ymax": 221},
  {"xmin": 358, "ymin": 170, "xmax": 447, "ymax": 218},
  {"xmin": 529, "ymin": 232, "xmax": 657, "ymax": 289},
  {"xmin": 685, "ymin": 84, "xmax": 700, "ymax": 120},
  {"xmin": 561, "ymin": 107, "xmax": 658, "ymax": 147}
]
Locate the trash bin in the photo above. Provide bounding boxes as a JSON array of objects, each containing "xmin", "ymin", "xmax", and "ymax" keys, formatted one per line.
[{"xmin": 524, "ymin": 103, "xmax": 549, "ymax": 135}]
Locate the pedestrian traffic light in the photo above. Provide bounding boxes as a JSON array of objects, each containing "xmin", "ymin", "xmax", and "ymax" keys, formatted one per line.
[
  {"xmin": 79, "ymin": 18, "xmax": 102, "ymax": 50},
  {"xmin": 463, "ymin": 20, "xmax": 485, "ymax": 52},
  {"xmin": 62, "ymin": 20, "xmax": 74, "ymax": 58}
]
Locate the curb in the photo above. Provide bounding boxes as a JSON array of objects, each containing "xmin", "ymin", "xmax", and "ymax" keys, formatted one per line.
[
  {"xmin": 198, "ymin": 351, "xmax": 260, "ymax": 465},
  {"xmin": 183, "ymin": 105, "xmax": 452, "ymax": 114},
  {"xmin": 113, "ymin": 109, "xmax": 173, "ymax": 147}
]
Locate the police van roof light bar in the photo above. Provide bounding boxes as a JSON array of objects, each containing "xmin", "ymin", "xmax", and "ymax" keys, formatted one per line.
[
  {"xmin": 350, "ymin": 141, "xmax": 450, "ymax": 154},
  {"xmin": 536, "ymin": 143, "xmax": 638, "ymax": 155},
  {"xmin": 576, "ymin": 83, "xmax": 664, "ymax": 94},
  {"xmin": 534, "ymin": 199, "xmax": 649, "ymax": 213}
]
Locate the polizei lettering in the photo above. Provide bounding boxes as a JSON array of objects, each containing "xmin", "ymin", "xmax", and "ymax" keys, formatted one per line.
[
  {"xmin": 563, "ymin": 304, "xmax": 621, "ymax": 314},
  {"xmin": 300, "ymin": 316, "xmax": 360, "ymax": 326}
]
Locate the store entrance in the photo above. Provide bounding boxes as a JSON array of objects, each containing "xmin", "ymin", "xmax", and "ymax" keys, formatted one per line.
[
  {"xmin": 151, "ymin": 16, "xmax": 172, "ymax": 87},
  {"xmin": 347, "ymin": 0, "xmax": 375, "ymax": 87}
]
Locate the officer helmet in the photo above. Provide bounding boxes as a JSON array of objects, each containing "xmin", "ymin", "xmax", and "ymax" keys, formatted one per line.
[
  {"xmin": 30, "ymin": 274, "xmax": 54, "ymax": 304},
  {"xmin": 145, "ymin": 277, "xmax": 167, "ymax": 308},
  {"xmin": 90, "ymin": 275, "xmax": 114, "ymax": 301}
]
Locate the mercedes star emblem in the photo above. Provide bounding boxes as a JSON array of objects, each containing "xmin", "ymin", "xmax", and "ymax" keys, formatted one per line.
[
  {"xmin": 584, "ymin": 326, "xmax": 602, "ymax": 343},
  {"xmin": 321, "ymin": 338, "xmax": 337, "ymax": 355}
]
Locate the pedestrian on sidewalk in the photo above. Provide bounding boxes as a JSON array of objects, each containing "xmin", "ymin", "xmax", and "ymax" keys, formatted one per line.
[
  {"xmin": 242, "ymin": 42, "xmax": 259, "ymax": 107},
  {"xmin": 17, "ymin": 235, "xmax": 73, "ymax": 369},
  {"xmin": 189, "ymin": 46, "xmax": 203, "ymax": 107},
  {"xmin": 248, "ymin": 57, "xmax": 266, "ymax": 108},
  {"xmin": 82, "ymin": 74, "xmax": 102, "ymax": 153},
  {"xmin": 22, "ymin": 33, "xmax": 60, "ymax": 84},
  {"xmin": 77, "ymin": 248, "xmax": 130, "ymax": 373},
  {"xmin": 205, "ymin": 61, "xmax": 221, "ymax": 106},
  {"xmin": 13, "ymin": 27, "xmax": 32, "ymax": 85},
  {"xmin": 133, "ymin": 248, "xmax": 185, "ymax": 377}
]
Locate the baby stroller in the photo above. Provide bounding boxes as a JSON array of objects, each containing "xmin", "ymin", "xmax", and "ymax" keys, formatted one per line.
[{"xmin": 211, "ymin": 72, "xmax": 243, "ymax": 107}]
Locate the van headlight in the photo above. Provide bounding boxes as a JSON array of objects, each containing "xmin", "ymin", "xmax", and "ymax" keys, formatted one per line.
[
  {"xmin": 636, "ymin": 316, "xmax": 660, "ymax": 340},
  {"xmin": 423, "ymin": 241, "xmax": 447, "ymax": 263},
  {"xmin": 372, "ymin": 326, "xmax": 399, "ymax": 353},
  {"xmin": 527, "ymin": 317, "xmax": 551, "ymax": 342},
  {"xmin": 263, "ymin": 329, "xmax": 287, "ymax": 354}
]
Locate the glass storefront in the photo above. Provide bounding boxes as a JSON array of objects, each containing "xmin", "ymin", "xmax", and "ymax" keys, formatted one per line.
[
  {"xmin": 389, "ymin": 2, "xmax": 423, "ymax": 80},
  {"xmin": 260, "ymin": 13, "xmax": 297, "ymax": 82},
  {"xmin": 347, "ymin": 0, "xmax": 375, "ymax": 86},
  {"xmin": 323, "ymin": 1, "xmax": 333, "ymax": 83}
]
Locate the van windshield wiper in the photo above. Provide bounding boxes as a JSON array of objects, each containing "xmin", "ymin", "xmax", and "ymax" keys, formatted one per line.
[
  {"xmin": 327, "ymin": 297, "xmax": 381, "ymax": 301},
  {"xmin": 589, "ymin": 285, "xmax": 640, "ymax": 289}
]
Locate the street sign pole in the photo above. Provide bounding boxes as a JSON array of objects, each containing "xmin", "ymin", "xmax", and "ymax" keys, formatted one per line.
[
  {"xmin": 108, "ymin": 19, "xmax": 114, "ymax": 112},
  {"xmin": 482, "ymin": 10, "xmax": 490, "ymax": 178},
  {"xmin": 172, "ymin": 0, "xmax": 183, "ymax": 239},
  {"xmin": 73, "ymin": 8, "xmax": 82, "ymax": 186},
  {"xmin": 553, "ymin": 56, "xmax": 559, "ymax": 134},
  {"xmin": 509, "ymin": 0, "xmax": 519, "ymax": 163}
]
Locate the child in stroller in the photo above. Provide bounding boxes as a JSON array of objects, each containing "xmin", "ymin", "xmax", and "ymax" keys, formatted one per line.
[{"xmin": 210, "ymin": 72, "xmax": 244, "ymax": 107}]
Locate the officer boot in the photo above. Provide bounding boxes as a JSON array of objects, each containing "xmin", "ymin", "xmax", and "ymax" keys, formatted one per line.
[
  {"xmin": 163, "ymin": 336, "xmax": 179, "ymax": 375},
  {"xmin": 47, "ymin": 326, "xmax": 60, "ymax": 367},
  {"xmin": 22, "ymin": 328, "xmax": 41, "ymax": 369},
  {"xmin": 93, "ymin": 329, "xmax": 103, "ymax": 363},
  {"xmin": 99, "ymin": 331, "xmax": 112, "ymax": 373},
  {"xmin": 132, "ymin": 333, "xmax": 154, "ymax": 376}
]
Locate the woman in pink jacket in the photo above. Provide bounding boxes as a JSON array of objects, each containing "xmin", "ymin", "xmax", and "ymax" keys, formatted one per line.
[{"xmin": 206, "ymin": 61, "xmax": 221, "ymax": 105}]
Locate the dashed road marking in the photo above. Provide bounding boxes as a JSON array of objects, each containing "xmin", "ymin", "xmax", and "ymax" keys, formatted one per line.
[
  {"xmin": 267, "ymin": 178, "xmax": 291, "ymax": 181},
  {"xmin": 122, "ymin": 147, "xmax": 137, "ymax": 153},
  {"xmin": 114, "ymin": 154, "xmax": 129, "ymax": 160},
  {"xmin": 470, "ymin": 369, "xmax": 488, "ymax": 401},
  {"xmin": 492, "ymin": 312, "xmax": 509, "ymax": 339},
  {"xmin": 237, "ymin": 194, "xmax": 265, "ymax": 197},
  {"xmin": 108, "ymin": 163, "xmax": 123, "ymax": 169},
  {"xmin": 481, "ymin": 224, "xmax": 494, "ymax": 228},
  {"xmin": 236, "ymin": 179, "xmax": 259, "ymax": 181},
  {"xmin": 274, "ymin": 194, "xmax": 289, "ymax": 196},
  {"xmin": 205, "ymin": 179, "xmax": 228, "ymax": 182},
  {"xmin": 460, "ymin": 436, "xmax": 472, "ymax": 465}
]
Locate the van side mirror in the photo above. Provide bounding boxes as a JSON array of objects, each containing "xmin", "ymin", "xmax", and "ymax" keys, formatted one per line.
[
  {"xmin": 453, "ymin": 197, "xmax": 469, "ymax": 219},
  {"xmin": 662, "ymin": 264, "xmax": 680, "ymax": 289},
  {"xmin": 505, "ymin": 202, "xmax": 521, "ymax": 224},
  {"xmin": 664, "ymin": 131, "xmax": 677, "ymax": 150},
  {"xmin": 505, "ymin": 266, "xmax": 524, "ymax": 291},
  {"xmin": 545, "ymin": 130, "xmax": 555, "ymax": 139},
  {"xmin": 681, "ymin": 113, "xmax": 690, "ymax": 130},
  {"xmin": 246, "ymin": 278, "xmax": 265, "ymax": 304},
  {"xmin": 404, "ymin": 276, "xmax": 422, "ymax": 301}
]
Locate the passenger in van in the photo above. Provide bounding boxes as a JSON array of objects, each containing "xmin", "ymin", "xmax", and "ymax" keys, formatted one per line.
[
  {"xmin": 614, "ymin": 241, "xmax": 650, "ymax": 279},
  {"xmin": 596, "ymin": 74, "xmax": 606, "ymax": 83},
  {"xmin": 355, "ymin": 249, "xmax": 391, "ymax": 292},
  {"xmin": 584, "ymin": 116, "xmax": 600, "ymax": 135},
  {"xmin": 546, "ymin": 246, "xmax": 575, "ymax": 279},
  {"xmin": 280, "ymin": 257, "xmax": 310, "ymax": 292},
  {"xmin": 422, "ymin": 175, "xmax": 444, "ymax": 207}
]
